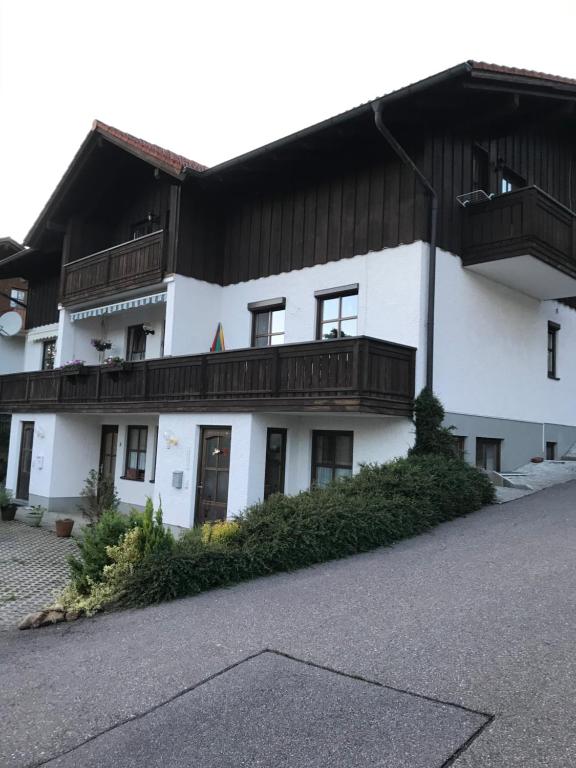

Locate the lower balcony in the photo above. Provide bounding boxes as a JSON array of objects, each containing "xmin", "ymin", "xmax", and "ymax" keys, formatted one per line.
[
  {"xmin": 0, "ymin": 337, "xmax": 416, "ymax": 416},
  {"xmin": 461, "ymin": 186, "xmax": 576, "ymax": 299}
]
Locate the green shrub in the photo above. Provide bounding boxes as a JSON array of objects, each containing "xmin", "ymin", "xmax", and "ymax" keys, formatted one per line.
[
  {"xmin": 120, "ymin": 454, "xmax": 494, "ymax": 608},
  {"xmin": 0, "ymin": 484, "xmax": 14, "ymax": 507},
  {"xmin": 409, "ymin": 388, "xmax": 458, "ymax": 458},
  {"xmin": 201, "ymin": 520, "xmax": 242, "ymax": 547},
  {"xmin": 62, "ymin": 526, "xmax": 148, "ymax": 615},
  {"xmin": 77, "ymin": 469, "xmax": 121, "ymax": 524},
  {"xmin": 120, "ymin": 548, "xmax": 255, "ymax": 607},
  {"xmin": 67, "ymin": 499, "xmax": 173, "ymax": 597},
  {"xmin": 63, "ymin": 398, "xmax": 495, "ymax": 614},
  {"xmin": 136, "ymin": 498, "xmax": 174, "ymax": 557},
  {"xmin": 67, "ymin": 509, "xmax": 133, "ymax": 593}
]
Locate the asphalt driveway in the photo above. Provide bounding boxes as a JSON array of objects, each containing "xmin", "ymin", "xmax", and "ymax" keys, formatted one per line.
[{"xmin": 2, "ymin": 481, "xmax": 576, "ymax": 767}]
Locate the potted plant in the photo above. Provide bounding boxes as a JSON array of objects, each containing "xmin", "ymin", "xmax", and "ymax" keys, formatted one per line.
[
  {"xmin": 55, "ymin": 518, "xmax": 75, "ymax": 537},
  {"xmin": 26, "ymin": 505, "xmax": 45, "ymax": 527},
  {"xmin": 91, "ymin": 338, "xmax": 113, "ymax": 364},
  {"xmin": 0, "ymin": 485, "xmax": 17, "ymax": 521},
  {"xmin": 60, "ymin": 359, "xmax": 86, "ymax": 377},
  {"xmin": 91, "ymin": 338, "xmax": 112, "ymax": 353}
]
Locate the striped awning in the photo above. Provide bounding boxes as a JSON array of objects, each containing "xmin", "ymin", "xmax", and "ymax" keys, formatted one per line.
[
  {"xmin": 70, "ymin": 292, "xmax": 167, "ymax": 322},
  {"xmin": 32, "ymin": 333, "xmax": 57, "ymax": 343}
]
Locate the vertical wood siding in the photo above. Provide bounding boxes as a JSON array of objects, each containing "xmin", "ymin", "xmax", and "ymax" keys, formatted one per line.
[{"xmin": 26, "ymin": 272, "xmax": 60, "ymax": 329}]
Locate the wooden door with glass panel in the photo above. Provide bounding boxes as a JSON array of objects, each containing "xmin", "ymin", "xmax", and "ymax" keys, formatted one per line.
[
  {"xmin": 264, "ymin": 428, "xmax": 287, "ymax": 499},
  {"xmin": 99, "ymin": 425, "xmax": 118, "ymax": 481},
  {"xmin": 17, "ymin": 421, "xmax": 34, "ymax": 501},
  {"xmin": 195, "ymin": 428, "xmax": 231, "ymax": 525}
]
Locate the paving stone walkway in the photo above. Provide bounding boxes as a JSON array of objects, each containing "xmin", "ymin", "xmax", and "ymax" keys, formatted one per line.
[{"xmin": 0, "ymin": 521, "xmax": 78, "ymax": 629}]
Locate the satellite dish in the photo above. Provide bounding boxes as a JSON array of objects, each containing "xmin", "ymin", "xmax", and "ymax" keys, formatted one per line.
[{"xmin": 0, "ymin": 311, "xmax": 23, "ymax": 337}]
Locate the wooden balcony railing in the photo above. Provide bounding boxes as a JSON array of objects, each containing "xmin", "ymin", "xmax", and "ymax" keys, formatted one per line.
[
  {"xmin": 0, "ymin": 337, "xmax": 415, "ymax": 416},
  {"xmin": 61, "ymin": 230, "xmax": 165, "ymax": 304},
  {"xmin": 462, "ymin": 186, "xmax": 576, "ymax": 277}
]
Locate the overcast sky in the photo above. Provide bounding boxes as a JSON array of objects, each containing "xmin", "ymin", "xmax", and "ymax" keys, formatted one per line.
[{"xmin": 1, "ymin": 0, "xmax": 576, "ymax": 243}]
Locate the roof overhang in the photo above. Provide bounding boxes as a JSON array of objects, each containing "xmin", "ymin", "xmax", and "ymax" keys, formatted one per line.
[
  {"xmin": 0, "ymin": 237, "xmax": 24, "ymax": 260},
  {"xmin": 25, "ymin": 123, "xmax": 197, "ymax": 248},
  {"xmin": 0, "ymin": 248, "xmax": 58, "ymax": 280}
]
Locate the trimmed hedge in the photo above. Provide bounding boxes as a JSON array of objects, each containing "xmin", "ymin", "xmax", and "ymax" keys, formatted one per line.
[{"xmin": 121, "ymin": 455, "xmax": 494, "ymax": 608}]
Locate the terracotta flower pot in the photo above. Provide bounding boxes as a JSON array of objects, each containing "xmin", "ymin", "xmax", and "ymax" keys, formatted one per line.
[
  {"xmin": 55, "ymin": 518, "xmax": 74, "ymax": 537},
  {"xmin": 1, "ymin": 504, "xmax": 17, "ymax": 521}
]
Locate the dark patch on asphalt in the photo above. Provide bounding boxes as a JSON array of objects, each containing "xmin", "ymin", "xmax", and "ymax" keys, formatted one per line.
[{"xmin": 37, "ymin": 650, "xmax": 491, "ymax": 768}]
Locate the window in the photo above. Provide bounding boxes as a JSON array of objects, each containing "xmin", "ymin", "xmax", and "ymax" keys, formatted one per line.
[
  {"xmin": 10, "ymin": 288, "xmax": 27, "ymax": 308},
  {"xmin": 548, "ymin": 322, "xmax": 560, "ymax": 379},
  {"xmin": 249, "ymin": 298, "xmax": 286, "ymax": 347},
  {"xmin": 500, "ymin": 167, "xmax": 525, "ymax": 194},
  {"xmin": 316, "ymin": 285, "xmax": 358, "ymax": 340},
  {"xmin": 264, "ymin": 428, "xmax": 287, "ymax": 499},
  {"xmin": 41, "ymin": 339, "xmax": 56, "ymax": 371},
  {"xmin": 124, "ymin": 426, "xmax": 148, "ymax": 481},
  {"xmin": 546, "ymin": 441, "xmax": 557, "ymax": 461},
  {"xmin": 453, "ymin": 435, "xmax": 466, "ymax": 461},
  {"xmin": 476, "ymin": 438, "xmax": 502, "ymax": 472},
  {"xmin": 311, "ymin": 431, "xmax": 353, "ymax": 487},
  {"xmin": 127, "ymin": 325, "xmax": 147, "ymax": 361}
]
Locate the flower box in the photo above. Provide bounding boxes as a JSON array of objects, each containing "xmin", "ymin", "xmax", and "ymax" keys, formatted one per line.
[
  {"xmin": 101, "ymin": 361, "xmax": 132, "ymax": 375},
  {"xmin": 61, "ymin": 364, "xmax": 86, "ymax": 377}
]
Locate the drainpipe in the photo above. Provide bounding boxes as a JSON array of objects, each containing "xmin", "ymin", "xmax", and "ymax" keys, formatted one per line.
[{"xmin": 372, "ymin": 103, "xmax": 438, "ymax": 391}]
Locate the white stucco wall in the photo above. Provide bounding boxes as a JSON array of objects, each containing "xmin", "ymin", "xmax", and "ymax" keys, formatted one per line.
[
  {"xmin": 56, "ymin": 303, "xmax": 165, "ymax": 366},
  {"xmin": 6, "ymin": 413, "xmax": 158, "ymax": 511},
  {"xmin": 0, "ymin": 335, "xmax": 25, "ymax": 374},
  {"xmin": 22, "ymin": 324, "xmax": 59, "ymax": 371},
  {"xmin": 164, "ymin": 244, "xmax": 428, "ymax": 391},
  {"xmin": 154, "ymin": 412, "xmax": 414, "ymax": 528},
  {"xmin": 434, "ymin": 247, "xmax": 576, "ymax": 426},
  {"xmin": 6, "ymin": 414, "xmax": 58, "ymax": 499}
]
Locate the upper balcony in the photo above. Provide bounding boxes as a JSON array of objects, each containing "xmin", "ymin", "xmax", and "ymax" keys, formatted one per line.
[
  {"xmin": 461, "ymin": 186, "xmax": 576, "ymax": 300},
  {"xmin": 61, "ymin": 230, "xmax": 165, "ymax": 306},
  {"xmin": 0, "ymin": 336, "xmax": 415, "ymax": 417}
]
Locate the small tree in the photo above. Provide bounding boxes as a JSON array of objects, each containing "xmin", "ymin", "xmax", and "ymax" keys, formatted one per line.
[
  {"xmin": 78, "ymin": 469, "xmax": 121, "ymax": 524},
  {"xmin": 409, "ymin": 388, "xmax": 458, "ymax": 458}
]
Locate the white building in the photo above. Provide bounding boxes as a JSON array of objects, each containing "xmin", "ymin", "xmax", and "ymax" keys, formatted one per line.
[{"xmin": 2, "ymin": 60, "xmax": 576, "ymax": 529}]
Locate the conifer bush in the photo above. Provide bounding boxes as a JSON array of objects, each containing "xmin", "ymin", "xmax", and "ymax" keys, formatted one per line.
[
  {"xmin": 409, "ymin": 387, "xmax": 458, "ymax": 458},
  {"xmin": 67, "ymin": 509, "xmax": 133, "ymax": 593}
]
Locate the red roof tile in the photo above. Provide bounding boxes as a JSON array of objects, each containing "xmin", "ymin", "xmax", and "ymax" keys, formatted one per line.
[
  {"xmin": 469, "ymin": 60, "xmax": 576, "ymax": 87},
  {"xmin": 92, "ymin": 120, "xmax": 207, "ymax": 174}
]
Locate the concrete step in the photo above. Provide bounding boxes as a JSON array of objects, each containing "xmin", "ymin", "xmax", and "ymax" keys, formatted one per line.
[{"xmin": 486, "ymin": 470, "xmax": 533, "ymax": 490}]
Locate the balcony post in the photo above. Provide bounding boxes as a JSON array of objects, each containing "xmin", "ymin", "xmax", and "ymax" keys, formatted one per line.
[
  {"xmin": 141, "ymin": 362, "xmax": 149, "ymax": 400},
  {"xmin": 199, "ymin": 355, "xmax": 207, "ymax": 398},
  {"xmin": 271, "ymin": 347, "xmax": 281, "ymax": 396}
]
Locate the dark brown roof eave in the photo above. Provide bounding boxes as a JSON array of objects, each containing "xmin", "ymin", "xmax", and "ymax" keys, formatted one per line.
[
  {"xmin": 0, "ymin": 248, "xmax": 60, "ymax": 280},
  {"xmin": 195, "ymin": 62, "xmax": 472, "ymax": 179}
]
